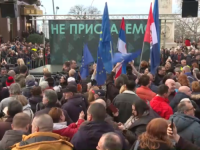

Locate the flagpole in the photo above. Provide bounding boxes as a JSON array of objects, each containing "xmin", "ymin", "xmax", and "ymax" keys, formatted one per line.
[
  {"xmin": 138, "ymin": 42, "xmax": 145, "ymax": 72},
  {"xmin": 110, "ymin": 41, "xmax": 114, "ymax": 69}
]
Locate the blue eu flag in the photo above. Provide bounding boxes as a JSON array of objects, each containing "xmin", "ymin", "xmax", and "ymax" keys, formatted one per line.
[
  {"xmin": 96, "ymin": 50, "xmax": 107, "ymax": 85},
  {"xmin": 80, "ymin": 44, "xmax": 94, "ymax": 79},
  {"xmin": 98, "ymin": 2, "xmax": 113, "ymax": 73}
]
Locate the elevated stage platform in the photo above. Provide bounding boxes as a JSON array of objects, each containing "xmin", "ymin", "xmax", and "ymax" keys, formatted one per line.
[{"xmin": 29, "ymin": 65, "xmax": 63, "ymax": 75}]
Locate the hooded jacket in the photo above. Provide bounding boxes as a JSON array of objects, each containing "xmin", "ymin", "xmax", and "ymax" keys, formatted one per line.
[
  {"xmin": 62, "ymin": 95, "xmax": 87, "ymax": 122},
  {"xmin": 23, "ymin": 104, "xmax": 34, "ymax": 120},
  {"xmin": 11, "ymin": 132, "xmax": 73, "ymax": 150},
  {"xmin": 170, "ymin": 112, "xmax": 200, "ymax": 146},
  {"xmin": 150, "ymin": 95, "xmax": 173, "ymax": 119},
  {"xmin": 0, "ymin": 130, "xmax": 29, "ymax": 150},
  {"xmin": 53, "ymin": 119, "xmax": 84, "ymax": 139}
]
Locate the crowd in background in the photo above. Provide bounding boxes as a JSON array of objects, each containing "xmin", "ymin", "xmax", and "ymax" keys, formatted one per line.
[{"xmin": 0, "ymin": 39, "xmax": 200, "ymax": 150}]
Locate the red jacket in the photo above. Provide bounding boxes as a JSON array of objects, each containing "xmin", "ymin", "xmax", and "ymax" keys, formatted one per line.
[
  {"xmin": 53, "ymin": 119, "xmax": 84, "ymax": 139},
  {"xmin": 136, "ymin": 86, "xmax": 156, "ymax": 103},
  {"xmin": 150, "ymin": 95, "xmax": 173, "ymax": 120}
]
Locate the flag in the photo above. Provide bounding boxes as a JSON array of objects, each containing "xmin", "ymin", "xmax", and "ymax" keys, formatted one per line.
[
  {"xmin": 80, "ymin": 44, "xmax": 94, "ymax": 79},
  {"xmin": 98, "ymin": 2, "xmax": 113, "ymax": 73},
  {"xmin": 143, "ymin": 3, "xmax": 159, "ymax": 75},
  {"xmin": 153, "ymin": 0, "xmax": 160, "ymax": 58},
  {"xmin": 112, "ymin": 50, "xmax": 142, "ymax": 65},
  {"xmin": 96, "ymin": 50, "xmax": 107, "ymax": 85},
  {"xmin": 115, "ymin": 17, "xmax": 127, "ymax": 79}
]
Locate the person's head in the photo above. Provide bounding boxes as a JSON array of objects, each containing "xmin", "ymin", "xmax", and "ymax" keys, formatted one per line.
[
  {"xmin": 17, "ymin": 58, "xmax": 25, "ymax": 66},
  {"xmin": 192, "ymin": 81, "xmax": 200, "ymax": 92},
  {"xmin": 60, "ymin": 76, "xmax": 67, "ymax": 84},
  {"xmin": 191, "ymin": 49, "xmax": 195, "ymax": 55},
  {"xmin": 16, "ymin": 95, "xmax": 28, "ymax": 106},
  {"xmin": 9, "ymin": 83, "xmax": 21, "ymax": 96},
  {"xmin": 175, "ymin": 82, "xmax": 181, "ymax": 90},
  {"xmin": 97, "ymin": 132, "xmax": 122, "ymax": 150},
  {"xmin": 140, "ymin": 61, "xmax": 149, "ymax": 69},
  {"xmin": 44, "ymin": 72, "xmax": 51, "ymax": 80},
  {"xmin": 165, "ymin": 79, "xmax": 176, "ymax": 93},
  {"xmin": 157, "ymin": 66, "xmax": 166, "ymax": 76},
  {"xmin": 8, "ymin": 70, "xmax": 15, "ymax": 78},
  {"xmin": 138, "ymin": 75, "xmax": 151, "ymax": 87},
  {"xmin": 125, "ymin": 80, "xmax": 136, "ymax": 91},
  {"xmin": 70, "ymin": 60, "xmax": 77, "ymax": 69},
  {"xmin": 19, "ymin": 65, "xmax": 28, "ymax": 75},
  {"xmin": 147, "ymin": 73, "xmax": 154, "ymax": 82},
  {"xmin": 7, "ymin": 101, "xmax": 23, "ymax": 118},
  {"xmin": 178, "ymin": 100, "xmax": 195, "ymax": 117},
  {"xmin": 182, "ymin": 66, "xmax": 191, "ymax": 73},
  {"xmin": 115, "ymin": 75, "xmax": 128, "ymax": 89},
  {"xmin": 92, "ymin": 99, "xmax": 106, "ymax": 108},
  {"xmin": 88, "ymin": 86, "xmax": 100, "ymax": 103},
  {"xmin": 157, "ymin": 84, "xmax": 170, "ymax": 98},
  {"xmin": 69, "ymin": 69, "xmax": 76, "ymax": 77},
  {"xmin": 174, "ymin": 68, "xmax": 181, "ymax": 78},
  {"xmin": 39, "ymin": 81, "xmax": 49, "ymax": 92},
  {"xmin": 6, "ymin": 76, "xmax": 15, "ymax": 87},
  {"xmin": 165, "ymin": 63, "xmax": 171, "ymax": 71},
  {"xmin": 31, "ymin": 114, "xmax": 53, "ymax": 133},
  {"xmin": 31, "ymin": 86, "xmax": 42, "ymax": 96},
  {"xmin": 162, "ymin": 72, "xmax": 175, "ymax": 84},
  {"xmin": 25, "ymin": 75, "xmax": 35, "ymax": 86},
  {"xmin": 48, "ymin": 107, "xmax": 65, "ymax": 123},
  {"xmin": 87, "ymin": 103, "xmax": 106, "ymax": 121},
  {"xmin": 43, "ymin": 68, "xmax": 49, "ymax": 74},
  {"xmin": 132, "ymin": 100, "xmax": 149, "ymax": 117},
  {"xmin": 45, "ymin": 77, "xmax": 54, "ymax": 87},
  {"xmin": 12, "ymin": 113, "xmax": 31, "ymax": 132},
  {"xmin": 138, "ymin": 118, "xmax": 172, "ymax": 150},
  {"xmin": 181, "ymin": 59, "xmax": 187, "ymax": 67},
  {"xmin": 63, "ymin": 61, "xmax": 70, "ymax": 72},
  {"xmin": 179, "ymin": 86, "xmax": 192, "ymax": 97},
  {"xmin": 178, "ymin": 74, "xmax": 190, "ymax": 87},
  {"xmin": 63, "ymin": 85, "xmax": 77, "ymax": 100},
  {"xmin": 42, "ymin": 89, "xmax": 57, "ymax": 106},
  {"xmin": 1, "ymin": 68, "xmax": 7, "ymax": 76},
  {"xmin": 144, "ymin": 68, "xmax": 149, "ymax": 75}
]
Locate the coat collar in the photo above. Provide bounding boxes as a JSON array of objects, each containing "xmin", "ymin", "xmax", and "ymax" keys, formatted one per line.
[{"xmin": 123, "ymin": 90, "xmax": 137, "ymax": 95}]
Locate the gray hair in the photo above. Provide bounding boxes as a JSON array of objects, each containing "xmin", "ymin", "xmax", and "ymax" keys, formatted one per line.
[
  {"xmin": 43, "ymin": 89, "xmax": 57, "ymax": 105},
  {"xmin": 177, "ymin": 101, "xmax": 192, "ymax": 113},
  {"xmin": 25, "ymin": 75, "xmax": 35, "ymax": 83},
  {"xmin": 9, "ymin": 83, "xmax": 21, "ymax": 95},
  {"xmin": 33, "ymin": 114, "xmax": 53, "ymax": 132},
  {"xmin": 183, "ymin": 66, "xmax": 190, "ymax": 73},
  {"xmin": 8, "ymin": 70, "xmax": 15, "ymax": 77},
  {"xmin": 101, "ymin": 132, "xmax": 122, "ymax": 150},
  {"xmin": 39, "ymin": 81, "xmax": 49, "ymax": 91}
]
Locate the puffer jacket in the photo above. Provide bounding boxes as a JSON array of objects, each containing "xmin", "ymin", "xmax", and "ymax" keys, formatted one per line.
[
  {"xmin": 150, "ymin": 95, "xmax": 173, "ymax": 119},
  {"xmin": 170, "ymin": 112, "xmax": 200, "ymax": 146},
  {"xmin": 11, "ymin": 132, "xmax": 73, "ymax": 150}
]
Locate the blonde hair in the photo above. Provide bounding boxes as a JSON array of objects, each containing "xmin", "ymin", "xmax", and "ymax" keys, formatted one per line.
[
  {"xmin": 69, "ymin": 69, "xmax": 76, "ymax": 77},
  {"xmin": 17, "ymin": 58, "xmax": 25, "ymax": 66},
  {"xmin": 43, "ymin": 68, "xmax": 49, "ymax": 74}
]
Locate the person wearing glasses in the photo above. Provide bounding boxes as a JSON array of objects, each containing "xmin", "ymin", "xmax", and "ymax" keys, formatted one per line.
[{"xmin": 169, "ymin": 99, "xmax": 200, "ymax": 146}]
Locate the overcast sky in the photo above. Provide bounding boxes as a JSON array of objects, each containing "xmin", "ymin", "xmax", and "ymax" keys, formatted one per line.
[{"xmin": 40, "ymin": 0, "xmax": 179, "ymax": 15}]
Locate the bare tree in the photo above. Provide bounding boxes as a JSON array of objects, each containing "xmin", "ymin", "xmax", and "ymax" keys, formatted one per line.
[{"xmin": 68, "ymin": 5, "xmax": 101, "ymax": 19}]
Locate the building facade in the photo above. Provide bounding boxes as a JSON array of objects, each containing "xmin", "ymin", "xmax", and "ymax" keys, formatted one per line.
[{"xmin": 0, "ymin": 0, "xmax": 43, "ymax": 42}]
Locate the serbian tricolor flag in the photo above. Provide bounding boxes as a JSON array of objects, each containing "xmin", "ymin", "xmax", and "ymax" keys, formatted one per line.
[
  {"xmin": 115, "ymin": 17, "xmax": 127, "ymax": 79},
  {"xmin": 142, "ymin": 3, "xmax": 160, "ymax": 75}
]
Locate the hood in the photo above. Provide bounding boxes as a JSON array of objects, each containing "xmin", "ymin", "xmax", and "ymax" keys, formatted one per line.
[
  {"xmin": 53, "ymin": 122, "xmax": 67, "ymax": 130},
  {"xmin": 26, "ymin": 80, "xmax": 35, "ymax": 87},
  {"xmin": 23, "ymin": 104, "xmax": 31, "ymax": 110},
  {"xmin": 170, "ymin": 112, "xmax": 200, "ymax": 132},
  {"xmin": 15, "ymin": 74, "xmax": 25, "ymax": 82}
]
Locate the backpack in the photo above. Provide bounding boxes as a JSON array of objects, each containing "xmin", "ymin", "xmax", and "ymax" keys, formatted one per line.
[{"xmin": 130, "ymin": 140, "xmax": 140, "ymax": 150}]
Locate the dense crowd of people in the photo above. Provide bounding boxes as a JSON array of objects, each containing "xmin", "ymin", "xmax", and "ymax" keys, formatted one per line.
[{"xmin": 0, "ymin": 41, "xmax": 200, "ymax": 150}]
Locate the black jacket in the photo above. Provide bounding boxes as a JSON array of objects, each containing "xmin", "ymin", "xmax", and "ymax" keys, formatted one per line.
[
  {"xmin": 29, "ymin": 96, "xmax": 43, "ymax": 113},
  {"xmin": 71, "ymin": 121, "xmax": 128, "ymax": 150},
  {"xmin": 154, "ymin": 74, "xmax": 164, "ymax": 86},
  {"xmin": 62, "ymin": 95, "xmax": 87, "ymax": 122},
  {"xmin": 113, "ymin": 91, "xmax": 141, "ymax": 123},
  {"xmin": 0, "ymin": 130, "xmax": 29, "ymax": 150}
]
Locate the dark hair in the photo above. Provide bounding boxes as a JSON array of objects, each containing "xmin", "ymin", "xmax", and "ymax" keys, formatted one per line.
[
  {"xmin": 115, "ymin": 75, "xmax": 128, "ymax": 89},
  {"xmin": 45, "ymin": 77, "xmax": 54, "ymax": 87},
  {"xmin": 8, "ymin": 101, "xmax": 23, "ymax": 117},
  {"xmin": 133, "ymin": 100, "xmax": 149, "ymax": 118},
  {"xmin": 138, "ymin": 75, "xmax": 150, "ymax": 86},
  {"xmin": 162, "ymin": 72, "xmax": 174, "ymax": 84},
  {"xmin": 44, "ymin": 72, "xmax": 51, "ymax": 78},
  {"xmin": 31, "ymin": 86, "xmax": 42, "ymax": 96},
  {"xmin": 157, "ymin": 85, "xmax": 169, "ymax": 96},
  {"xmin": 64, "ymin": 61, "xmax": 70, "ymax": 67},
  {"xmin": 126, "ymin": 80, "xmax": 136, "ymax": 91},
  {"xmin": 19, "ymin": 65, "xmax": 28, "ymax": 74},
  {"xmin": 88, "ymin": 103, "xmax": 106, "ymax": 121},
  {"xmin": 157, "ymin": 66, "xmax": 164, "ymax": 74}
]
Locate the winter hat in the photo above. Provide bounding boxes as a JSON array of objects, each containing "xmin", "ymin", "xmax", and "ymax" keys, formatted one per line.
[{"xmin": 6, "ymin": 76, "xmax": 14, "ymax": 86}]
